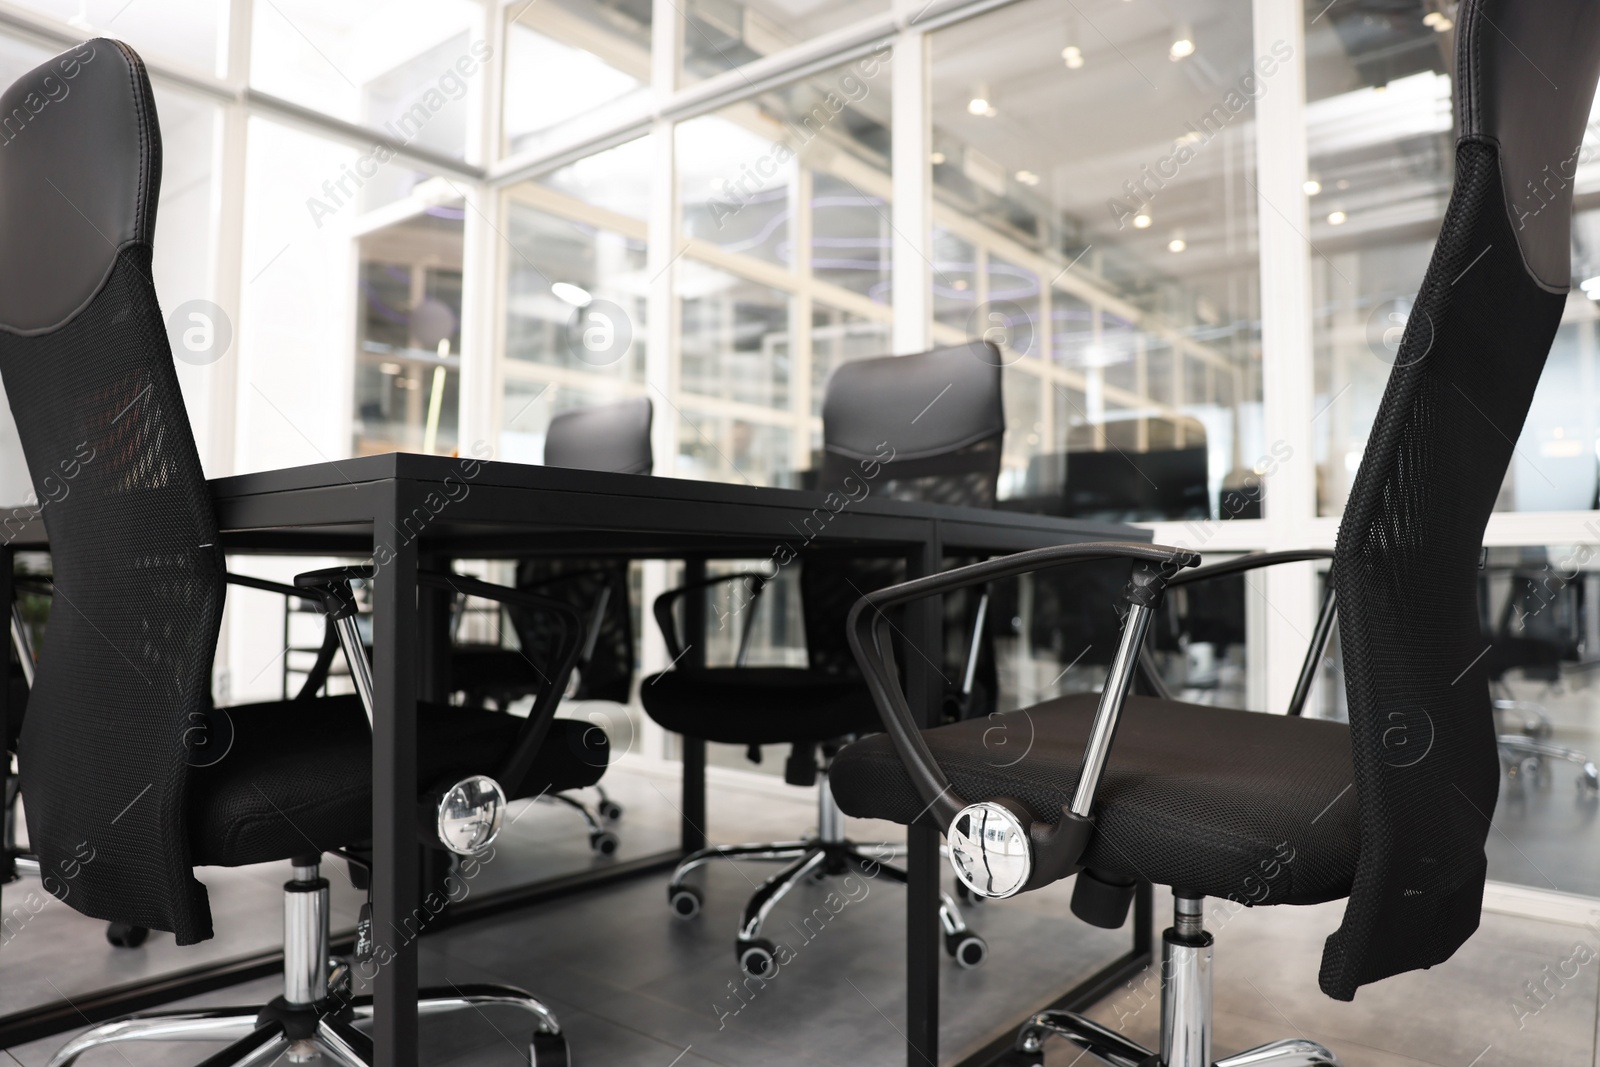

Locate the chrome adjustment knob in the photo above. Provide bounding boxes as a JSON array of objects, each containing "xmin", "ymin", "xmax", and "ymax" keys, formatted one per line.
[
  {"xmin": 947, "ymin": 801, "xmax": 1032, "ymax": 899},
  {"xmin": 437, "ymin": 775, "xmax": 506, "ymax": 856}
]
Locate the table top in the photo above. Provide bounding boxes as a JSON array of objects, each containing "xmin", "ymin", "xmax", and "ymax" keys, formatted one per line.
[{"xmin": 6, "ymin": 452, "xmax": 1150, "ymax": 557}]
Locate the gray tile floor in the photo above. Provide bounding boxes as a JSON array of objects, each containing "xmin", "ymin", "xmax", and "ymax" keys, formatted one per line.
[{"xmin": 5, "ymin": 762, "xmax": 1599, "ymax": 1067}]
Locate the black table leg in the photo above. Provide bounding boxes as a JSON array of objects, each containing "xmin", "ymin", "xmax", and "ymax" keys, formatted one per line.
[
  {"xmin": 905, "ymin": 526, "xmax": 942, "ymax": 1067},
  {"xmin": 680, "ymin": 557, "xmax": 707, "ymax": 853},
  {"xmin": 372, "ymin": 494, "xmax": 420, "ymax": 1067}
]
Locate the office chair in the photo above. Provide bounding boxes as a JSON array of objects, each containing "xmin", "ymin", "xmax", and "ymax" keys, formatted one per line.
[
  {"xmin": 451, "ymin": 397, "xmax": 654, "ymax": 854},
  {"xmin": 0, "ymin": 41, "xmax": 595, "ymax": 1066},
  {"xmin": 829, "ymin": 2, "xmax": 1600, "ymax": 1063},
  {"xmin": 642, "ymin": 343, "xmax": 1000, "ymax": 979}
]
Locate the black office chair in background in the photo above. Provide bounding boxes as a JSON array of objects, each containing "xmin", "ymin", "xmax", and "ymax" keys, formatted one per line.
[
  {"xmin": 642, "ymin": 343, "xmax": 1000, "ymax": 978},
  {"xmin": 0, "ymin": 41, "xmax": 596, "ymax": 1067},
  {"xmin": 830, "ymin": 3, "xmax": 1600, "ymax": 1064},
  {"xmin": 450, "ymin": 397, "xmax": 654, "ymax": 855}
]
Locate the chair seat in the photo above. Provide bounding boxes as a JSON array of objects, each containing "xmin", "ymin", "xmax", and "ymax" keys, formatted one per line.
[
  {"xmin": 830, "ymin": 694, "xmax": 1358, "ymax": 905},
  {"xmin": 640, "ymin": 667, "xmax": 881, "ymax": 745},
  {"xmin": 450, "ymin": 646, "xmax": 543, "ymax": 695},
  {"xmin": 189, "ymin": 695, "xmax": 606, "ymax": 867}
]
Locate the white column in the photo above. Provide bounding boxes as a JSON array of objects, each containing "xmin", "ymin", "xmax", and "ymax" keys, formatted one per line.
[
  {"xmin": 1254, "ymin": 0, "xmax": 1318, "ymax": 713},
  {"xmin": 456, "ymin": 0, "xmax": 505, "ymax": 454},
  {"xmin": 891, "ymin": 26, "xmax": 930, "ymax": 355},
  {"xmin": 638, "ymin": 0, "xmax": 685, "ymax": 760}
]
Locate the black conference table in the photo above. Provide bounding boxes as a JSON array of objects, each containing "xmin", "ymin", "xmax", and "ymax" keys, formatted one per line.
[{"xmin": 2, "ymin": 453, "xmax": 1155, "ymax": 1067}]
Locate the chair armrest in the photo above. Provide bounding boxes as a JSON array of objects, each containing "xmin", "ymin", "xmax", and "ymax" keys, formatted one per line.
[
  {"xmin": 419, "ymin": 572, "xmax": 587, "ymax": 795},
  {"xmin": 1163, "ymin": 549, "xmax": 1337, "ymax": 717},
  {"xmin": 652, "ymin": 571, "xmax": 770, "ymax": 665},
  {"xmin": 1165, "ymin": 549, "xmax": 1333, "ymax": 587},
  {"xmin": 846, "ymin": 540, "xmax": 1197, "ymax": 895}
]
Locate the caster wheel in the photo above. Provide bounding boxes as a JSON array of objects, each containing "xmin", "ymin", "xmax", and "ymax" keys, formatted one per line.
[
  {"xmin": 599, "ymin": 800, "xmax": 623, "ymax": 821},
  {"xmin": 590, "ymin": 830, "xmax": 619, "ymax": 857},
  {"xmin": 955, "ymin": 882, "xmax": 985, "ymax": 906},
  {"xmin": 668, "ymin": 885, "xmax": 703, "ymax": 920},
  {"xmin": 107, "ymin": 922, "xmax": 148, "ymax": 948},
  {"xmin": 530, "ymin": 1030, "xmax": 568, "ymax": 1067},
  {"xmin": 738, "ymin": 938, "xmax": 779, "ymax": 979},
  {"xmin": 945, "ymin": 930, "xmax": 987, "ymax": 969}
]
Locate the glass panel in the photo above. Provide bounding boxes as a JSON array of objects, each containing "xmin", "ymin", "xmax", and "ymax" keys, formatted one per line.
[
  {"xmin": 538, "ymin": 135, "xmax": 653, "ymax": 222},
  {"xmin": 353, "ymin": 210, "xmax": 464, "ymax": 456},
  {"xmin": 503, "ymin": 7, "xmax": 649, "ymax": 157},
  {"xmin": 986, "ymin": 254, "xmax": 1041, "ymax": 364},
  {"xmin": 682, "ymin": 0, "xmax": 890, "ymax": 83},
  {"xmin": 811, "ymin": 172, "xmax": 891, "ymax": 302},
  {"xmin": 810, "ymin": 304, "xmax": 890, "ymax": 420},
  {"xmin": 503, "ymin": 199, "xmax": 649, "ymax": 383},
  {"xmin": 678, "ymin": 262, "xmax": 791, "ymax": 409},
  {"xmin": 14, "ymin": 1, "xmax": 222, "ymax": 74},
  {"xmin": 932, "ymin": 0, "xmax": 1263, "ymax": 520},
  {"xmin": 932, "ymin": 228, "xmax": 977, "ymax": 331},
  {"xmin": 251, "ymin": 0, "xmax": 482, "ymax": 160},
  {"xmin": 678, "ymin": 55, "xmax": 892, "ymax": 271},
  {"xmin": 677, "ymin": 408, "xmax": 792, "ymax": 486},
  {"xmin": 1307, "ymin": 4, "xmax": 1454, "ymax": 514}
]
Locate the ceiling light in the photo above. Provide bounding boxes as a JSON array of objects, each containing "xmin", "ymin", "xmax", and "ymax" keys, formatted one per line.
[
  {"xmin": 1303, "ymin": 179, "xmax": 1322, "ymax": 196},
  {"xmin": 1327, "ymin": 210, "xmax": 1348, "ymax": 226},
  {"xmin": 1062, "ymin": 44, "xmax": 1085, "ymax": 69},
  {"xmin": 1580, "ymin": 276, "xmax": 1600, "ymax": 299},
  {"xmin": 930, "ymin": 151, "xmax": 946, "ymax": 164},
  {"xmin": 1423, "ymin": 11, "xmax": 1453, "ymax": 30},
  {"xmin": 1016, "ymin": 169, "xmax": 1041, "ymax": 186},
  {"xmin": 1133, "ymin": 213, "xmax": 1152, "ymax": 229},
  {"xmin": 551, "ymin": 282, "xmax": 593, "ymax": 307},
  {"xmin": 1175, "ymin": 131, "xmax": 1203, "ymax": 147},
  {"xmin": 1169, "ymin": 25, "xmax": 1195, "ymax": 61},
  {"xmin": 1168, "ymin": 236, "xmax": 1187, "ymax": 253},
  {"xmin": 968, "ymin": 83, "xmax": 992, "ymax": 116}
]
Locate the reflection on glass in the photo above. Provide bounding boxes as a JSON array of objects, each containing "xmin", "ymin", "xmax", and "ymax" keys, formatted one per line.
[
  {"xmin": 812, "ymin": 173, "xmax": 890, "ymax": 302},
  {"xmin": 677, "ymin": 409, "xmax": 792, "ymax": 486},
  {"xmin": 1307, "ymin": 0, "xmax": 1454, "ymax": 515},
  {"xmin": 679, "ymin": 262, "xmax": 792, "ymax": 409},
  {"xmin": 811, "ymin": 305, "xmax": 890, "ymax": 420},
  {"xmin": 504, "ymin": 199, "xmax": 649, "ymax": 382},
  {"xmin": 682, "ymin": 0, "xmax": 890, "ymax": 82},
  {"xmin": 539, "ymin": 136, "xmax": 654, "ymax": 221},
  {"xmin": 679, "ymin": 112, "xmax": 794, "ymax": 267},
  {"xmin": 499, "ymin": 379, "xmax": 642, "ymax": 465},
  {"xmin": 932, "ymin": 0, "xmax": 1263, "ymax": 522},
  {"xmin": 353, "ymin": 209, "xmax": 464, "ymax": 456}
]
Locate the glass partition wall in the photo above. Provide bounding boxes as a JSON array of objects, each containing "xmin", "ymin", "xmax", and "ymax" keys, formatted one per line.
[{"xmin": 0, "ymin": 0, "xmax": 1593, "ymax": 987}]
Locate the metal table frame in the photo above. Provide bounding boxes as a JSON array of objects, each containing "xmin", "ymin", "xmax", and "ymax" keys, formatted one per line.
[{"xmin": 0, "ymin": 453, "xmax": 1154, "ymax": 1067}]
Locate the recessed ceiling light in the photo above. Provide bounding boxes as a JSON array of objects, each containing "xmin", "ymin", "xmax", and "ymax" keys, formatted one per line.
[
  {"xmin": 1423, "ymin": 11, "xmax": 1453, "ymax": 30},
  {"xmin": 968, "ymin": 83, "xmax": 992, "ymax": 116},
  {"xmin": 1303, "ymin": 179, "xmax": 1322, "ymax": 196},
  {"xmin": 930, "ymin": 151, "xmax": 946, "ymax": 165},
  {"xmin": 1016, "ymin": 170, "xmax": 1040, "ymax": 186},
  {"xmin": 551, "ymin": 282, "xmax": 593, "ymax": 307},
  {"xmin": 1327, "ymin": 210, "xmax": 1348, "ymax": 226},
  {"xmin": 1062, "ymin": 44, "xmax": 1085, "ymax": 69},
  {"xmin": 1169, "ymin": 25, "xmax": 1195, "ymax": 61},
  {"xmin": 1133, "ymin": 213, "xmax": 1152, "ymax": 229},
  {"xmin": 1168, "ymin": 237, "xmax": 1187, "ymax": 253}
]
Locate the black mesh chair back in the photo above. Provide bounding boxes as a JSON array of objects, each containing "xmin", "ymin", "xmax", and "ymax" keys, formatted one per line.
[
  {"xmin": 1325, "ymin": 0, "xmax": 1600, "ymax": 999},
  {"xmin": 0, "ymin": 42, "xmax": 224, "ymax": 944},
  {"xmin": 514, "ymin": 397, "xmax": 653, "ymax": 701},
  {"xmin": 804, "ymin": 344, "xmax": 1003, "ymax": 679}
]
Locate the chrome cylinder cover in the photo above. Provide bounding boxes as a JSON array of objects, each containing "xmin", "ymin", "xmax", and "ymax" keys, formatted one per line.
[
  {"xmin": 947, "ymin": 801, "xmax": 1031, "ymax": 898},
  {"xmin": 437, "ymin": 775, "xmax": 507, "ymax": 856}
]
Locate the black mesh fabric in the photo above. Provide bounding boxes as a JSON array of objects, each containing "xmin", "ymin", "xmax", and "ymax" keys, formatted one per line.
[
  {"xmin": 6, "ymin": 248, "xmax": 224, "ymax": 945},
  {"xmin": 831, "ymin": 694, "xmax": 1358, "ymax": 904},
  {"xmin": 1321, "ymin": 139, "xmax": 1564, "ymax": 999},
  {"xmin": 513, "ymin": 559, "xmax": 633, "ymax": 703}
]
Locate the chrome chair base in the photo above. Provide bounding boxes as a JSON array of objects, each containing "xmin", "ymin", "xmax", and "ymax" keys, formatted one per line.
[
  {"xmin": 46, "ymin": 861, "xmax": 570, "ymax": 1067},
  {"xmin": 668, "ymin": 771, "xmax": 985, "ymax": 978},
  {"xmin": 1014, "ymin": 891, "xmax": 1339, "ymax": 1067}
]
